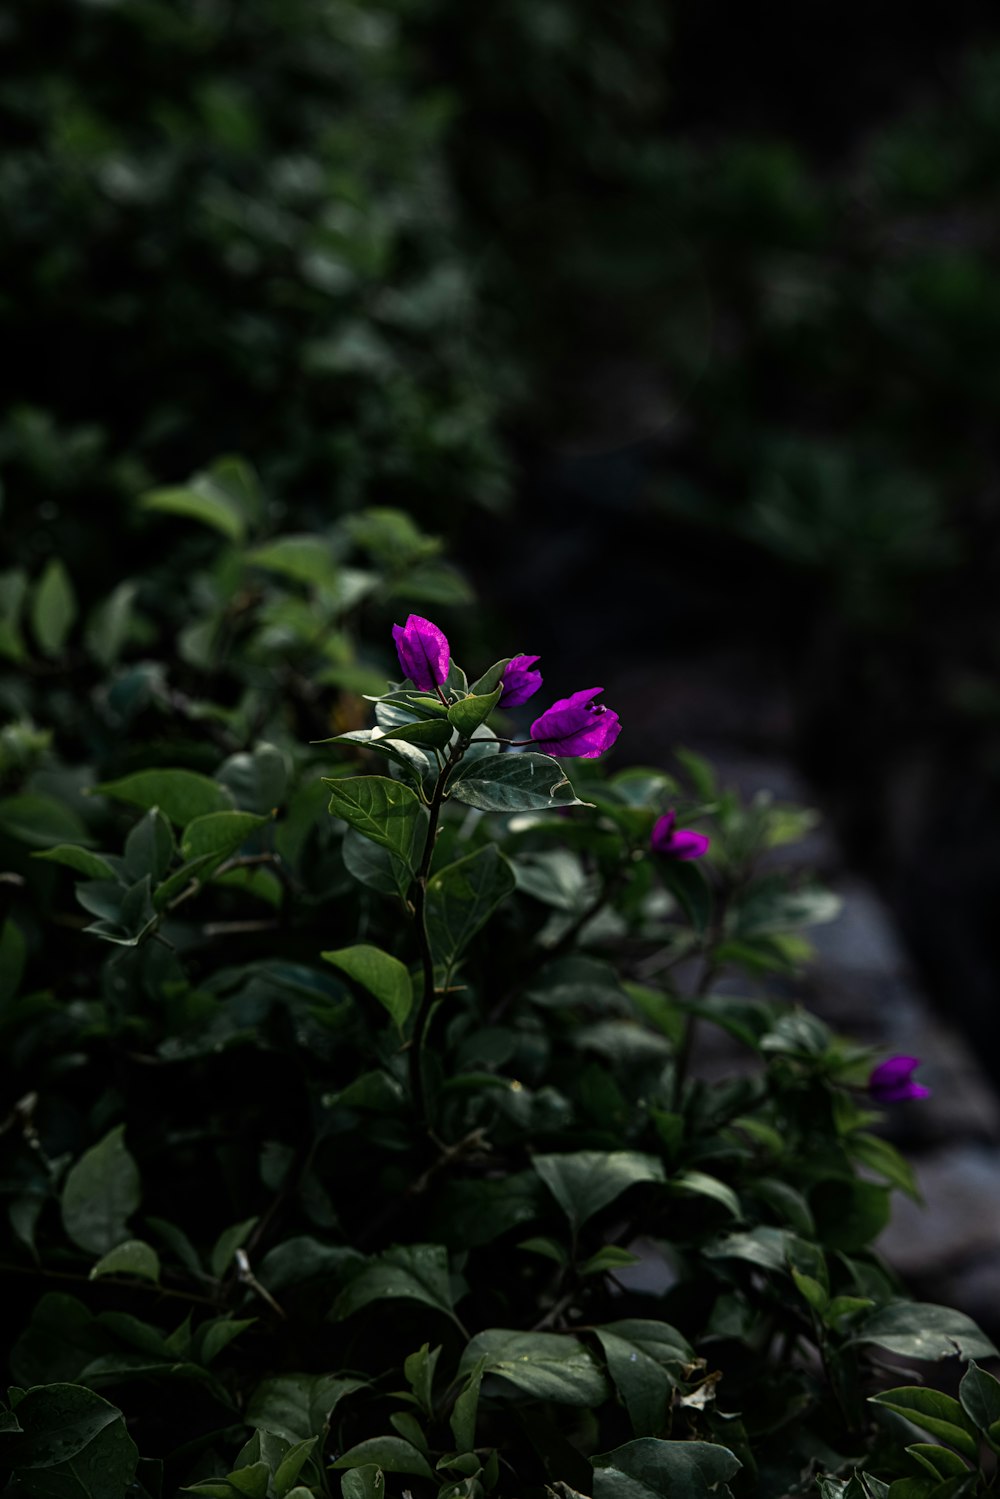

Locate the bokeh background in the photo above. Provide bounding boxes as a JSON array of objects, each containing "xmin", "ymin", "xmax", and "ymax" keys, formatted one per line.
[{"xmin": 5, "ymin": 0, "xmax": 1000, "ymax": 1317}]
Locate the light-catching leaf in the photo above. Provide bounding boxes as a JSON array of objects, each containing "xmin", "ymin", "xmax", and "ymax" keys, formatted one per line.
[
  {"xmin": 140, "ymin": 474, "xmax": 247, "ymax": 542},
  {"xmin": 425, "ymin": 845, "xmax": 516, "ymax": 973},
  {"xmin": 447, "ymin": 687, "xmax": 503, "ymax": 737},
  {"xmin": 324, "ymin": 776, "xmax": 427, "ymax": 878},
  {"xmin": 3, "ymin": 1383, "xmax": 138, "ymax": 1499},
  {"xmin": 592, "ymin": 1437, "xmax": 741, "ymax": 1499},
  {"xmin": 94, "ymin": 770, "xmax": 234, "ymax": 825},
  {"xmin": 447, "ymin": 752, "xmax": 588, "ymax": 812},
  {"xmin": 532, "ymin": 1151, "xmax": 666, "ymax": 1230},
  {"xmin": 853, "ymin": 1302, "xmax": 998, "ymax": 1362},
  {"xmin": 31, "ymin": 558, "xmax": 77, "ymax": 657},
  {"xmin": 181, "ymin": 811, "xmax": 270, "ymax": 864},
  {"xmin": 331, "ymin": 1245, "xmax": 460, "ymax": 1326},
  {"xmin": 332, "ymin": 1438, "xmax": 432, "ymax": 1479},
  {"xmin": 593, "ymin": 1330, "xmax": 674, "ymax": 1438},
  {"xmin": 321, "ymin": 944, "xmax": 413, "ymax": 1029},
  {"xmin": 32, "ymin": 845, "xmax": 116, "ymax": 880},
  {"xmin": 246, "ymin": 1374, "xmax": 365, "ymax": 1444},
  {"xmin": 61, "ymin": 1125, "xmax": 141, "ymax": 1256},
  {"xmin": 459, "ymin": 1330, "xmax": 609, "ymax": 1407},
  {"xmin": 90, "ymin": 1239, "xmax": 161, "ymax": 1285},
  {"xmin": 868, "ymin": 1387, "xmax": 978, "ymax": 1459}
]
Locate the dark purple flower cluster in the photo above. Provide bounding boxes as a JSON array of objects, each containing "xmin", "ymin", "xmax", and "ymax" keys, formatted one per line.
[
  {"xmin": 391, "ymin": 616, "xmax": 621, "ymax": 759},
  {"xmin": 868, "ymin": 1055, "xmax": 930, "ymax": 1103},
  {"xmin": 650, "ymin": 810, "xmax": 710, "ymax": 860}
]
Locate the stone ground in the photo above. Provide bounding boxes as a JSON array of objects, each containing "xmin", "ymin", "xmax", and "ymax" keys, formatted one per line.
[{"xmin": 615, "ymin": 649, "xmax": 1000, "ymax": 1338}]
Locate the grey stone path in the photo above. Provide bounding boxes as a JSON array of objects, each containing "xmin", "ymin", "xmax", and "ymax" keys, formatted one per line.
[
  {"xmin": 703, "ymin": 750, "xmax": 1000, "ymax": 1337},
  {"xmin": 612, "ymin": 651, "xmax": 1000, "ymax": 1337}
]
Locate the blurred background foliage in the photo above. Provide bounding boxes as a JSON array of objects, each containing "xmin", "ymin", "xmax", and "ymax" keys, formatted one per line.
[{"xmin": 4, "ymin": 0, "xmax": 1000, "ymax": 1063}]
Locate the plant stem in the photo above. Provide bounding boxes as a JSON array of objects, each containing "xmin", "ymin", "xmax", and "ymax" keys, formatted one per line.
[
  {"xmin": 671, "ymin": 880, "xmax": 730, "ymax": 1110},
  {"xmin": 408, "ymin": 746, "xmax": 458, "ymax": 1126}
]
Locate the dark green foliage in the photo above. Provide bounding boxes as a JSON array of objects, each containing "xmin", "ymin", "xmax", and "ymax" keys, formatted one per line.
[{"xmin": 1, "ymin": 492, "xmax": 998, "ymax": 1497}]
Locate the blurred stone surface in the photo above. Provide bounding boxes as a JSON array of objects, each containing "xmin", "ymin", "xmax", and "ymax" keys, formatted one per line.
[{"xmin": 602, "ymin": 655, "xmax": 1000, "ymax": 1337}]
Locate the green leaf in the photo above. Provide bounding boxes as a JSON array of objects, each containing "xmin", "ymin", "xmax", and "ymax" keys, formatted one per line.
[
  {"xmin": 380, "ymin": 719, "xmax": 455, "ymax": 750},
  {"xmin": 325, "ymin": 729, "xmax": 431, "ymax": 788},
  {"xmin": 0, "ymin": 793, "xmax": 93, "ymax": 849},
  {"xmin": 246, "ymin": 534, "xmax": 339, "ymax": 589},
  {"xmin": 450, "ymin": 1358, "xmax": 485, "ymax": 1453},
  {"xmin": 467, "ymin": 658, "xmax": 512, "ymax": 696},
  {"xmin": 593, "ymin": 1438, "xmax": 741, "ymax": 1499},
  {"xmin": 447, "ymin": 752, "xmax": 588, "ymax": 812},
  {"xmin": 140, "ymin": 478, "xmax": 246, "ymax": 542},
  {"xmin": 404, "ymin": 1343, "xmax": 441, "ymax": 1416},
  {"xmin": 341, "ymin": 827, "xmax": 413, "ymax": 900},
  {"xmin": 532, "ymin": 1151, "xmax": 666, "ymax": 1230},
  {"xmin": 246, "ymin": 1374, "xmax": 364, "ymax": 1444},
  {"xmin": 791, "ymin": 1265, "xmax": 829, "ymax": 1313},
  {"xmin": 0, "ymin": 567, "xmax": 28, "ymax": 662},
  {"xmin": 94, "ymin": 770, "xmax": 234, "ymax": 825},
  {"xmin": 273, "ymin": 1438, "xmax": 318, "ymax": 1498},
  {"xmin": 61, "ymin": 1125, "xmax": 141, "ymax": 1255},
  {"xmin": 34, "ymin": 844, "xmax": 117, "ymax": 880},
  {"xmin": 599, "ymin": 1320, "xmax": 694, "ymax": 1366},
  {"xmin": 459, "ymin": 1329, "xmax": 609, "ymax": 1406},
  {"xmin": 339, "ymin": 1467, "xmax": 383, "ymax": 1499},
  {"xmin": 124, "ymin": 809, "xmax": 174, "ymax": 883},
  {"xmin": 671, "ymin": 1170, "xmax": 741, "ymax": 1219},
  {"xmin": 211, "ymin": 1217, "xmax": 259, "ymax": 1278},
  {"xmin": 854, "ymin": 1302, "xmax": 998, "ymax": 1362},
  {"xmin": 593, "ymin": 1330, "xmax": 674, "ymax": 1438},
  {"xmin": 869, "ymin": 1388, "xmax": 978, "ymax": 1459},
  {"xmin": 657, "ymin": 860, "xmax": 712, "ymax": 939},
  {"xmin": 197, "ymin": 1317, "xmax": 255, "ymax": 1366},
  {"xmin": 582, "ymin": 1245, "xmax": 641, "ymax": 1276},
  {"xmin": 321, "ymin": 944, "xmax": 413, "ymax": 1029},
  {"xmin": 905, "ymin": 1445, "xmax": 971, "ymax": 1481},
  {"xmin": 811, "ymin": 1178, "xmax": 891, "ymax": 1251},
  {"xmin": 518, "ymin": 1237, "xmax": 568, "ymax": 1266},
  {"xmin": 332, "ymin": 1438, "xmax": 433, "ymax": 1479},
  {"xmin": 704, "ymin": 1225, "xmax": 794, "ymax": 1273},
  {"xmin": 849, "ymin": 1132, "xmax": 921, "ymax": 1201},
  {"xmin": 0, "ymin": 916, "xmax": 27, "ymax": 1005},
  {"xmin": 31, "ymin": 558, "xmax": 77, "ymax": 657},
  {"xmin": 325, "ymin": 776, "xmax": 427, "ymax": 876},
  {"xmin": 181, "ymin": 811, "xmax": 270, "ymax": 864},
  {"xmin": 332, "ymin": 1244, "xmax": 460, "ymax": 1325},
  {"xmin": 447, "ymin": 687, "xmax": 503, "ymax": 737},
  {"xmin": 425, "ymin": 845, "xmax": 516, "ymax": 973},
  {"xmin": 90, "ymin": 1239, "xmax": 161, "ymax": 1284},
  {"xmin": 959, "ymin": 1361, "xmax": 1000, "ymax": 1432},
  {"xmin": 85, "ymin": 581, "xmax": 138, "ymax": 668},
  {"xmin": 217, "ymin": 743, "xmax": 289, "ymax": 815},
  {"xmin": 3, "ymin": 1383, "xmax": 138, "ymax": 1499}
]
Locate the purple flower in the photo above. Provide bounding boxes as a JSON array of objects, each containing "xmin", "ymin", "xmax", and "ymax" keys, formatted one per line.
[
  {"xmin": 529, "ymin": 687, "xmax": 621, "ymax": 759},
  {"xmin": 869, "ymin": 1055, "xmax": 931, "ymax": 1104},
  {"xmin": 500, "ymin": 654, "xmax": 543, "ymax": 708},
  {"xmin": 651, "ymin": 810, "xmax": 710, "ymax": 860},
  {"xmin": 391, "ymin": 614, "xmax": 450, "ymax": 692}
]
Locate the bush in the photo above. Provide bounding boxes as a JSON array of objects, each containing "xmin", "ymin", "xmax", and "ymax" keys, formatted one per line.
[
  {"xmin": 0, "ymin": 0, "xmax": 506, "ymax": 593},
  {"xmin": 1, "ymin": 488, "xmax": 997, "ymax": 1497}
]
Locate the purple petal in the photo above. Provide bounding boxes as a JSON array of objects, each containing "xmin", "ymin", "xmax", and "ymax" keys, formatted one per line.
[
  {"xmin": 651, "ymin": 811, "xmax": 709, "ymax": 859},
  {"xmin": 669, "ymin": 829, "xmax": 711, "ymax": 860},
  {"xmin": 529, "ymin": 688, "xmax": 621, "ymax": 758},
  {"xmin": 650, "ymin": 812, "xmax": 678, "ymax": 852},
  {"xmin": 499, "ymin": 654, "xmax": 543, "ymax": 708},
  {"xmin": 392, "ymin": 615, "xmax": 450, "ymax": 692},
  {"xmin": 869, "ymin": 1055, "xmax": 930, "ymax": 1103}
]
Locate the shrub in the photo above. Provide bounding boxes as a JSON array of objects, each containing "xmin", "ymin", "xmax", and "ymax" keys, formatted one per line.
[{"xmin": 1, "ymin": 488, "xmax": 997, "ymax": 1497}]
